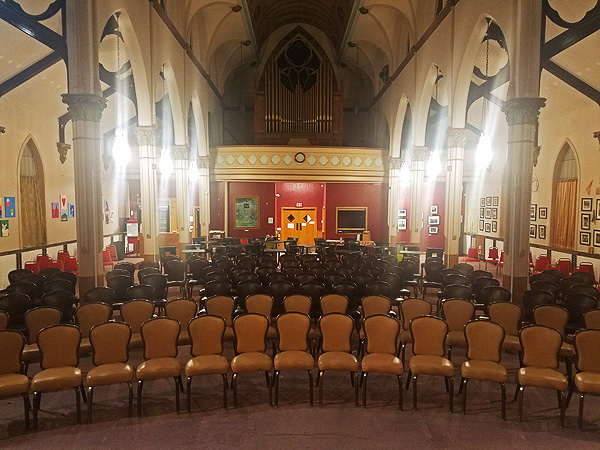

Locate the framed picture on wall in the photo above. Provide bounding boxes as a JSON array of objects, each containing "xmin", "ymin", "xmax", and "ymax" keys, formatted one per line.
[
  {"xmin": 428, "ymin": 216, "xmax": 440, "ymax": 225},
  {"xmin": 581, "ymin": 231, "xmax": 592, "ymax": 246},
  {"xmin": 492, "ymin": 208, "xmax": 498, "ymax": 219},
  {"xmin": 480, "ymin": 198, "xmax": 485, "ymax": 207},
  {"xmin": 428, "ymin": 226, "xmax": 438, "ymax": 235},
  {"xmin": 538, "ymin": 225, "xmax": 546, "ymax": 240},
  {"xmin": 493, "ymin": 196, "xmax": 499, "ymax": 206},
  {"xmin": 485, "ymin": 208, "xmax": 492, "ymax": 219},
  {"xmin": 530, "ymin": 204, "xmax": 537, "ymax": 221},
  {"xmin": 597, "ymin": 199, "xmax": 600, "ymax": 220},
  {"xmin": 397, "ymin": 218, "xmax": 407, "ymax": 231},
  {"xmin": 430, "ymin": 205, "xmax": 438, "ymax": 215},
  {"xmin": 539, "ymin": 207, "xmax": 547, "ymax": 219},
  {"xmin": 486, "ymin": 197, "xmax": 492, "ymax": 206},
  {"xmin": 529, "ymin": 224, "xmax": 537, "ymax": 238},
  {"xmin": 398, "ymin": 209, "xmax": 407, "ymax": 217},
  {"xmin": 485, "ymin": 222, "xmax": 491, "ymax": 233},
  {"xmin": 479, "ymin": 220, "xmax": 484, "ymax": 231},
  {"xmin": 234, "ymin": 196, "xmax": 259, "ymax": 228},
  {"xmin": 582, "ymin": 198, "xmax": 593, "ymax": 211},
  {"xmin": 581, "ymin": 213, "xmax": 591, "ymax": 230},
  {"xmin": 480, "ymin": 208, "xmax": 485, "ymax": 218},
  {"xmin": 492, "ymin": 221, "xmax": 497, "ymax": 233},
  {"xmin": 594, "ymin": 230, "xmax": 600, "ymax": 247}
]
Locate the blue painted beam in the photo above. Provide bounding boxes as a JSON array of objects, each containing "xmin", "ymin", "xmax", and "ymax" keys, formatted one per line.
[{"xmin": 0, "ymin": 52, "xmax": 62, "ymax": 97}]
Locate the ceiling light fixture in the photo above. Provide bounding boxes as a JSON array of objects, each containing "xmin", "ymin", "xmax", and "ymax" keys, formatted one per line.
[
  {"xmin": 112, "ymin": 14, "xmax": 130, "ymax": 167},
  {"xmin": 475, "ymin": 20, "xmax": 493, "ymax": 172}
]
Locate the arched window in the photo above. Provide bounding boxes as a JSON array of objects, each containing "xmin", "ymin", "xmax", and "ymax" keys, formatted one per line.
[
  {"xmin": 550, "ymin": 144, "xmax": 577, "ymax": 249},
  {"xmin": 19, "ymin": 140, "xmax": 46, "ymax": 247}
]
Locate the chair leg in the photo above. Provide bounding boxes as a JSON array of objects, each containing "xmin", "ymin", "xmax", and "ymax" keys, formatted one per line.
[
  {"xmin": 23, "ymin": 393, "xmax": 30, "ymax": 430},
  {"xmin": 354, "ymin": 372, "xmax": 358, "ymax": 406},
  {"xmin": 319, "ymin": 371, "xmax": 324, "ymax": 405},
  {"xmin": 175, "ymin": 376, "xmax": 181, "ymax": 413},
  {"xmin": 447, "ymin": 347, "xmax": 452, "ymax": 363},
  {"xmin": 80, "ymin": 384, "xmax": 87, "ymax": 404},
  {"xmin": 448, "ymin": 377, "xmax": 454, "ymax": 413},
  {"xmin": 500, "ymin": 383, "xmax": 506, "ymax": 420},
  {"xmin": 308, "ymin": 370, "xmax": 314, "ymax": 406},
  {"xmin": 556, "ymin": 389, "xmax": 562, "ymax": 409},
  {"xmin": 444, "ymin": 376, "xmax": 449, "ymax": 393},
  {"xmin": 518, "ymin": 386, "xmax": 524, "ymax": 421},
  {"xmin": 267, "ymin": 371, "xmax": 273, "ymax": 406},
  {"xmin": 265, "ymin": 371, "xmax": 270, "ymax": 388},
  {"xmin": 128, "ymin": 382, "xmax": 133, "ymax": 417},
  {"xmin": 178, "ymin": 376, "xmax": 185, "ymax": 393},
  {"xmin": 33, "ymin": 392, "xmax": 40, "ymax": 430},
  {"xmin": 401, "ymin": 344, "xmax": 406, "ymax": 367},
  {"xmin": 137, "ymin": 380, "xmax": 144, "ymax": 417},
  {"xmin": 461, "ymin": 378, "xmax": 468, "ymax": 415},
  {"xmin": 350, "ymin": 371, "xmax": 355, "ymax": 387},
  {"xmin": 221, "ymin": 374, "xmax": 228, "ymax": 409},
  {"xmin": 274, "ymin": 370, "xmax": 280, "ymax": 406},
  {"xmin": 412, "ymin": 374, "xmax": 418, "ymax": 410},
  {"xmin": 559, "ymin": 391, "xmax": 565, "ymax": 427},
  {"xmin": 362, "ymin": 372, "xmax": 368, "ymax": 408},
  {"xmin": 232, "ymin": 373, "xmax": 238, "ymax": 407},
  {"xmin": 187, "ymin": 377, "xmax": 193, "ymax": 414},
  {"xmin": 405, "ymin": 369, "xmax": 412, "ymax": 390},
  {"xmin": 578, "ymin": 393, "xmax": 585, "ymax": 430},
  {"xmin": 75, "ymin": 387, "xmax": 81, "ymax": 424},
  {"xmin": 87, "ymin": 386, "xmax": 94, "ymax": 423},
  {"xmin": 397, "ymin": 375, "xmax": 403, "ymax": 410},
  {"xmin": 513, "ymin": 382, "xmax": 520, "ymax": 401}
]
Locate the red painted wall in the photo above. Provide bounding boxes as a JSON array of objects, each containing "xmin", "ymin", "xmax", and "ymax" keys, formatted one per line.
[
  {"xmin": 419, "ymin": 181, "xmax": 445, "ymax": 249},
  {"xmin": 325, "ymin": 183, "xmax": 388, "ymax": 242},
  {"xmin": 275, "ymin": 182, "xmax": 325, "ymax": 231},
  {"xmin": 395, "ymin": 184, "xmax": 412, "ymax": 245},
  {"xmin": 227, "ymin": 182, "xmax": 276, "ymax": 238},
  {"xmin": 210, "ymin": 181, "xmax": 225, "ymax": 231}
]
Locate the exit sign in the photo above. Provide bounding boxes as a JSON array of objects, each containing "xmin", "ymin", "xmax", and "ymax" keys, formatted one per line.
[{"xmin": 296, "ymin": 202, "xmax": 303, "ymax": 207}]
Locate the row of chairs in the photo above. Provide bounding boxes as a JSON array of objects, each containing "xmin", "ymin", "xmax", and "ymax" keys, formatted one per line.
[{"xmin": 23, "ymin": 251, "xmax": 78, "ymax": 274}]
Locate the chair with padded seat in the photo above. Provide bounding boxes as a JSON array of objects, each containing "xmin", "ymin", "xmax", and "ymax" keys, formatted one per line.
[
  {"xmin": 485, "ymin": 247, "xmax": 500, "ymax": 270},
  {"xmin": 81, "ymin": 286, "xmax": 116, "ymax": 306},
  {"xmin": 460, "ymin": 320, "xmax": 507, "ymax": 419},
  {"xmin": 164, "ymin": 259, "xmax": 186, "ymax": 296},
  {"xmin": 204, "ymin": 296, "xmax": 236, "ymax": 342},
  {"xmin": 8, "ymin": 268, "xmax": 34, "ymax": 284},
  {"xmin": 399, "ymin": 298, "xmax": 432, "ymax": 366},
  {"xmin": 422, "ymin": 261, "xmax": 444, "ymax": 299},
  {"xmin": 0, "ymin": 330, "xmax": 31, "ymax": 429},
  {"xmin": 569, "ymin": 284, "xmax": 600, "ymax": 300},
  {"xmin": 478, "ymin": 286, "xmax": 511, "ymax": 315},
  {"xmin": 139, "ymin": 260, "xmax": 160, "ymax": 271},
  {"xmin": 529, "ymin": 272, "xmax": 555, "ymax": 286},
  {"xmin": 39, "ymin": 267, "xmax": 62, "ymax": 281},
  {"xmin": 136, "ymin": 317, "xmax": 183, "ymax": 416},
  {"xmin": 120, "ymin": 299, "xmax": 155, "ymax": 350},
  {"xmin": 522, "ymin": 289, "xmax": 556, "ymax": 323},
  {"xmin": 584, "ymin": 309, "xmax": 600, "ymax": 329},
  {"xmin": 358, "ymin": 295, "xmax": 394, "ymax": 357},
  {"xmin": 0, "ymin": 292, "xmax": 32, "ymax": 329},
  {"xmin": 571, "ymin": 329, "xmax": 600, "ymax": 429},
  {"xmin": 0, "ymin": 311, "xmax": 8, "ymax": 330},
  {"xmin": 533, "ymin": 304, "xmax": 575, "ymax": 380},
  {"xmin": 453, "ymin": 262, "xmax": 474, "ymax": 278},
  {"xmin": 235, "ymin": 280, "xmax": 263, "ymax": 309},
  {"xmin": 515, "ymin": 324, "xmax": 568, "ymax": 426},
  {"xmin": 106, "ymin": 275, "xmax": 135, "ymax": 309},
  {"xmin": 51, "ymin": 271, "xmax": 77, "ymax": 290},
  {"xmin": 461, "ymin": 247, "xmax": 480, "ymax": 268},
  {"xmin": 165, "ymin": 298, "xmax": 197, "ymax": 345},
  {"xmin": 320, "ymin": 294, "xmax": 348, "ymax": 315},
  {"xmin": 22, "ymin": 307, "xmax": 62, "ymax": 366},
  {"xmin": 299, "ymin": 280, "xmax": 327, "ymax": 319},
  {"xmin": 267, "ymin": 280, "xmax": 295, "ymax": 316},
  {"xmin": 185, "ymin": 315, "xmax": 229, "ymax": 412},
  {"xmin": 437, "ymin": 284, "xmax": 472, "ymax": 315},
  {"xmin": 138, "ymin": 267, "xmax": 161, "ymax": 285},
  {"xmin": 530, "ymin": 280, "xmax": 561, "ymax": 300},
  {"xmin": 114, "ymin": 261, "xmax": 135, "ymax": 278},
  {"xmin": 18, "ymin": 274, "xmax": 46, "ymax": 301},
  {"xmin": 231, "ymin": 313, "xmax": 273, "ymax": 407},
  {"xmin": 316, "ymin": 313, "xmax": 359, "ymax": 406},
  {"xmin": 361, "ymin": 314, "xmax": 403, "ymax": 409},
  {"xmin": 31, "ymin": 324, "xmax": 85, "ymax": 429},
  {"xmin": 563, "ymin": 293, "xmax": 599, "ymax": 334},
  {"xmin": 570, "ymin": 271, "xmax": 596, "ymax": 286},
  {"xmin": 471, "ymin": 277, "xmax": 500, "ymax": 303},
  {"xmin": 245, "ymin": 294, "xmax": 277, "ymax": 343},
  {"xmin": 143, "ymin": 273, "xmax": 169, "ymax": 312},
  {"xmin": 273, "ymin": 312, "xmax": 314, "ymax": 406},
  {"xmin": 126, "ymin": 284, "xmax": 155, "ymax": 302},
  {"xmin": 488, "ymin": 301, "xmax": 523, "ymax": 355},
  {"xmin": 86, "ymin": 321, "xmax": 134, "ymax": 422},
  {"xmin": 441, "ymin": 299, "xmax": 475, "ymax": 362},
  {"xmin": 397, "ymin": 260, "xmax": 421, "ymax": 296},
  {"xmin": 41, "ymin": 291, "xmax": 76, "ymax": 323},
  {"xmin": 406, "ymin": 315, "xmax": 454, "ymax": 412},
  {"xmin": 74, "ymin": 302, "xmax": 112, "ymax": 354},
  {"xmin": 43, "ymin": 279, "xmax": 74, "ymax": 296}
]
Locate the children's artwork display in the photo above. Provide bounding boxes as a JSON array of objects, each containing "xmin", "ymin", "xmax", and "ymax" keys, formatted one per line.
[
  {"xmin": 60, "ymin": 195, "xmax": 68, "ymax": 211},
  {"xmin": 68, "ymin": 203, "xmax": 75, "ymax": 218},
  {"xmin": 60, "ymin": 211, "xmax": 68, "ymax": 221},
  {"xmin": 52, "ymin": 202, "xmax": 59, "ymax": 218},
  {"xmin": 0, "ymin": 220, "xmax": 8, "ymax": 237},
  {"xmin": 4, "ymin": 197, "xmax": 15, "ymax": 217}
]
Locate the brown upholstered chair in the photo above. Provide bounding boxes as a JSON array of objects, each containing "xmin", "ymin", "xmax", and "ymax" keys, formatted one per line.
[
  {"xmin": 0, "ymin": 311, "xmax": 9, "ymax": 330},
  {"xmin": 358, "ymin": 295, "xmax": 393, "ymax": 357},
  {"xmin": 120, "ymin": 299, "xmax": 155, "ymax": 350},
  {"xmin": 86, "ymin": 322, "xmax": 134, "ymax": 422},
  {"xmin": 0, "ymin": 330, "xmax": 30, "ymax": 429},
  {"xmin": 361, "ymin": 314, "xmax": 403, "ymax": 409},
  {"xmin": 316, "ymin": 313, "xmax": 358, "ymax": 406},
  {"xmin": 584, "ymin": 309, "xmax": 600, "ymax": 329},
  {"xmin": 488, "ymin": 301, "xmax": 522, "ymax": 354},
  {"xmin": 165, "ymin": 298, "xmax": 198, "ymax": 346},
  {"xmin": 533, "ymin": 304, "xmax": 575, "ymax": 380},
  {"xmin": 399, "ymin": 298, "xmax": 432, "ymax": 366},
  {"xmin": 205, "ymin": 295, "xmax": 236, "ymax": 341},
  {"xmin": 320, "ymin": 294, "xmax": 348, "ymax": 315},
  {"xmin": 136, "ymin": 317, "xmax": 183, "ymax": 416},
  {"xmin": 441, "ymin": 299, "xmax": 475, "ymax": 361},
  {"xmin": 571, "ymin": 329, "xmax": 600, "ymax": 429},
  {"xmin": 74, "ymin": 302, "xmax": 112, "ymax": 354},
  {"xmin": 516, "ymin": 324, "xmax": 568, "ymax": 426},
  {"xmin": 283, "ymin": 294, "xmax": 312, "ymax": 314},
  {"xmin": 245, "ymin": 294, "xmax": 277, "ymax": 341},
  {"xmin": 231, "ymin": 313, "xmax": 273, "ymax": 407},
  {"xmin": 31, "ymin": 324, "xmax": 84, "ymax": 429},
  {"xmin": 407, "ymin": 315, "xmax": 454, "ymax": 412},
  {"xmin": 460, "ymin": 320, "xmax": 507, "ymax": 419},
  {"xmin": 274, "ymin": 312, "xmax": 314, "ymax": 406},
  {"xmin": 22, "ymin": 306, "xmax": 62, "ymax": 365},
  {"xmin": 185, "ymin": 315, "xmax": 229, "ymax": 412}
]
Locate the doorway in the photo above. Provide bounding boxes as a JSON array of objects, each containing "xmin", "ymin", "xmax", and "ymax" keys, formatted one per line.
[{"xmin": 280, "ymin": 207, "xmax": 317, "ymax": 246}]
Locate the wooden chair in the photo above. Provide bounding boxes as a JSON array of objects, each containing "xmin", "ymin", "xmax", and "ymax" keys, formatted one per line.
[
  {"xmin": 165, "ymin": 298, "xmax": 198, "ymax": 346},
  {"xmin": 0, "ymin": 330, "xmax": 30, "ymax": 429},
  {"xmin": 74, "ymin": 302, "xmax": 112, "ymax": 354},
  {"xmin": 571, "ymin": 329, "xmax": 600, "ymax": 429},
  {"xmin": 441, "ymin": 299, "xmax": 475, "ymax": 362},
  {"xmin": 399, "ymin": 298, "xmax": 432, "ymax": 366}
]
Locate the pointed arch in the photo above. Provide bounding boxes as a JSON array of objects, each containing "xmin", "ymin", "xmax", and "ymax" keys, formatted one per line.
[
  {"xmin": 161, "ymin": 61, "xmax": 186, "ymax": 145},
  {"xmin": 190, "ymin": 91, "xmax": 208, "ymax": 157},
  {"xmin": 391, "ymin": 95, "xmax": 409, "ymax": 157},
  {"xmin": 415, "ymin": 64, "xmax": 447, "ymax": 147}
]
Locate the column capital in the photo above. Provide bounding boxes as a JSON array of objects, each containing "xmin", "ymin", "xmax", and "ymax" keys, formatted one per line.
[
  {"xmin": 389, "ymin": 157, "xmax": 403, "ymax": 170},
  {"xmin": 198, "ymin": 155, "xmax": 210, "ymax": 169},
  {"xmin": 135, "ymin": 126, "xmax": 160, "ymax": 146},
  {"xmin": 62, "ymin": 93, "xmax": 106, "ymax": 122},
  {"xmin": 445, "ymin": 128, "xmax": 469, "ymax": 148},
  {"xmin": 56, "ymin": 142, "xmax": 71, "ymax": 164},
  {"xmin": 412, "ymin": 146, "xmax": 430, "ymax": 162},
  {"xmin": 172, "ymin": 145, "xmax": 190, "ymax": 161},
  {"xmin": 502, "ymin": 97, "xmax": 546, "ymax": 126}
]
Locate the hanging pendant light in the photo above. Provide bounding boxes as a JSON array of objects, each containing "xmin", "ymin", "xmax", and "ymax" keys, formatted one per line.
[
  {"xmin": 426, "ymin": 149, "xmax": 442, "ymax": 179},
  {"xmin": 112, "ymin": 14, "xmax": 130, "ymax": 166},
  {"xmin": 188, "ymin": 159, "xmax": 199, "ymax": 182},
  {"xmin": 400, "ymin": 162, "xmax": 411, "ymax": 186},
  {"xmin": 159, "ymin": 147, "xmax": 173, "ymax": 176},
  {"xmin": 475, "ymin": 20, "xmax": 493, "ymax": 172}
]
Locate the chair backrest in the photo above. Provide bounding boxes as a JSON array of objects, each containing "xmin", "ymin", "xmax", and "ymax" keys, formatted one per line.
[
  {"xmin": 284, "ymin": 294, "xmax": 311, "ymax": 314},
  {"xmin": 488, "ymin": 301, "xmax": 522, "ymax": 336},
  {"xmin": 204, "ymin": 280, "xmax": 233, "ymax": 298},
  {"xmin": 400, "ymin": 298, "xmax": 432, "ymax": 331},
  {"xmin": 319, "ymin": 313, "xmax": 354, "ymax": 353},
  {"xmin": 82, "ymin": 287, "xmax": 116, "ymax": 305},
  {"xmin": 233, "ymin": 313, "xmax": 268, "ymax": 354},
  {"xmin": 519, "ymin": 324, "xmax": 561, "ymax": 369},
  {"xmin": 106, "ymin": 275, "xmax": 135, "ymax": 301},
  {"xmin": 0, "ymin": 330, "xmax": 25, "ymax": 374},
  {"xmin": 75, "ymin": 302, "xmax": 112, "ymax": 338},
  {"xmin": 165, "ymin": 298, "xmax": 197, "ymax": 332},
  {"xmin": 106, "ymin": 269, "xmax": 129, "ymax": 281},
  {"xmin": 139, "ymin": 260, "xmax": 160, "ymax": 271},
  {"xmin": 294, "ymin": 272, "xmax": 317, "ymax": 287},
  {"xmin": 441, "ymin": 299, "xmax": 475, "ymax": 332},
  {"xmin": 90, "ymin": 321, "xmax": 131, "ymax": 366},
  {"xmin": 205, "ymin": 296, "xmax": 235, "ymax": 327},
  {"xmin": 107, "ymin": 245, "xmax": 118, "ymax": 261},
  {"xmin": 584, "ymin": 309, "xmax": 600, "ymax": 329},
  {"xmin": 563, "ymin": 293, "xmax": 599, "ymax": 329},
  {"xmin": 245, "ymin": 294, "xmax": 273, "ymax": 321},
  {"xmin": 452, "ymin": 262, "xmax": 475, "ymax": 277},
  {"xmin": 276, "ymin": 312, "xmax": 310, "ymax": 352},
  {"xmin": 569, "ymin": 284, "xmax": 600, "ymax": 299},
  {"xmin": 533, "ymin": 304, "xmax": 568, "ymax": 338},
  {"xmin": 480, "ymin": 286, "xmax": 511, "ymax": 308},
  {"xmin": 570, "ymin": 271, "xmax": 596, "ymax": 286},
  {"xmin": 24, "ymin": 306, "xmax": 62, "ymax": 344},
  {"xmin": 443, "ymin": 274, "xmax": 469, "ymax": 287},
  {"xmin": 51, "ymin": 271, "xmax": 77, "ymax": 290},
  {"xmin": 138, "ymin": 267, "xmax": 161, "ymax": 284},
  {"xmin": 0, "ymin": 293, "xmax": 31, "ymax": 327},
  {"xmin": 114, "ymin": 262, "xmax": 135, "ymax": 278},
  {"xmin": 529, "ymin": 273, "xmax": 554, "ymax": 285},
  {"xmin": 126, "ymin": 284, "xmax": 156, "ymax": 301},
  {"xmin": 364, "ymin": 314, "xmax": 399, "ymax": 355},
  {"xmin": 410, "ymin": 315, "xmax": 447, "ymax": 357},
  {"xmin": 530, "ymin": 280, "xmax": 560, "ymax": 298},
  {"xmin": 423, "ymin": 261, "xmax": 444, "ymax": 282},
  {"xmin": 38, "ymin": 324, "xmax": 81, "ymax": 370},
  {"xmin": 143, "ymin": 273, "xmax": 168, "ymax": 299},
  {"xmin": 535, "ymin": 254, "xmax": 549, "ymax": 272},
  {"xmin": 487, "ymin": 247, "xmax": 499, "ymax": 260},
  {"xmin": 236, "ymin": 281, "xmax": 264, "ymax": 306},
  {"xmin": 464, "ymin": 320, "xmax": 504, "ymax": 363},
  {"xmin": 43, "ymin": 279, "xmax": 74, "ymax": 295},
  {"xmin": 574, "ymin": 329, "xmax": 600, "ymax": 373},
  {"xmin": 0, "ymin": 311, "xmax": 8, "ymax": 330},
  {"xmin": 320, "ymin": 294, "xmax": 348, "ymax": 315},
  {"xmin": 141, "ymin": 317, "xmax": 180, "ymax": 360},
  {"xmin": 364, "ymin": 280, "xmax": 393, "ymax": 298},
  {"xmin": 361, "ymin": 295, "xmax": 391, "ymax": 318},
  {"xmin": 120, "ymin": 299, "xmax": 155, "ymax": 333},
  {"xmin": 206, "ymin": 271, "xmax": 230, "ymax": 283},
  {"xmin": 41, "ymin": 291, "xmax": 75, "ymax": 322},
  {"xmin": 39, "ymin": 267, "xmax": 62, "ymax": 280},
  {"xmin": 472, "ymin": 277, "xmax": 500, "ymax": 297},
  {"xmin": 522, "ymin": 289, "xmax": 556, "ymax": 322},
  {"xmin": 441, "ymin": 284, "xmax": 472, "ymax": 301},
  {"xmin": 64, "ymin": 256, "xmax": 79, "ymax": 272},
  {"xmin": 8, "ymin": 268, "xmax": 33, "ymax": 284},
  {"xmin": 188, "ymin": 315, "xmax": 226, "ymax": 356},
  {"xmin": 466, "ymin": 247, "xmax": 478, "ymax": 259}
]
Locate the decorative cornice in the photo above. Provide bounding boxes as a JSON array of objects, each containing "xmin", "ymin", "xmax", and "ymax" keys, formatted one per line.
[
  {"xmin": 135, "ymin": 126, "xmax": 160, "ymax": 146},
  {"xmin": 445, "ymin": 128, "xmax": 469, "ymax": 148},
  {"xmin": 172, "ymin": 145, "xmax": 190, "ymax": 161},
  {"xmin": 389, "ymin": 157, "xmax": 403, "ymax": 170},
  {"xmin": 61, "ymin": 94, "xmax": 106, "ymax": 122},
  {"xmin": 502, "ymin": 97, "xmax": 546, "ymax": 126},
  {"xmin": 56, "ymin": 142, "xmax": 71, "ymax": 164},
  {"xmin": 198, "ymin": 156, "xmax": 210, "ymax": 169}
]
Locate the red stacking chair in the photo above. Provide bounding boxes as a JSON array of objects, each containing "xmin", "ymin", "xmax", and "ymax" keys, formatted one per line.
[
  {"xmin": 485, "ymin": 247, "xmax": 499, "ymax": 270},
  {"xmin": 37, "ymin": 254, "xmax": 52, "ymax": 270},
  {"xmin": 49, "ymin": 260, "xmax": 64, "ymax": 271},
  {"xmin": 57, "ymin": 250, "xmax": 70, "ymax": 267},
  {"xmin": 496, "ymin": 251, "xmax": 504, "ymax": 275},
  {"xmin": 64, "ymin": 256, "xmax": 78, "ymax": 274},
  {"xmin": 102, "ymin": 249, "xmax": 114, "ymax": 270},
  {"xmin": 576, "ymin": 262, "xmax": 594, "ymax": 275},
  {"xmin": 107, "ymin": 245, "xmax": 118, "ymax": 262},
  {"xmin": 534, "ymin": 254, "xmax": 549, "ymax": 273},
  {"xmin": 461, "ymin": 247, "xmax": 480, "ymax": 268},
  {"xmin": 556, "ymin": 258, "xmax": 572, "ymax": 277},
  {"xmin": 529, "ymin": 252, "xmax": 535, "ymax": 272},
  {"xmin": 24, "ymin": 261, "xmax": 39, "ymax": 274}
]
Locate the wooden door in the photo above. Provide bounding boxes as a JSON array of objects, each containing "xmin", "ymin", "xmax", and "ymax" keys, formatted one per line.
[{"xmin": 280, "ymin": 208, "xmax": 317, "ymax": 246}]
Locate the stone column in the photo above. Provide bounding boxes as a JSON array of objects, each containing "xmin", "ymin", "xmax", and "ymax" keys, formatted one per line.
[
  {"xmin": 444, "ymin": 128, "xmax": 468, "ymax": 267},
  {"xmin": 501, "ymin": 97, "xmax": 546, "ymax": 305},
  {"xmin": 136, "ymin": 126, "xmax": 160, "ymax": 261},
  {"xmin": 197, "ymin": 156, "xmax": 211, "ymax": 240},
  {"xmin": 173, "ymin": 145, "xmax": 191, "ymax": 249},
  {"xmin": 409, "ymin": 147, "xmax": 428, "ymax": 247},
  {"xmin": 387, "ymin": 157, "xmax": 402, "ymax": 246}
]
